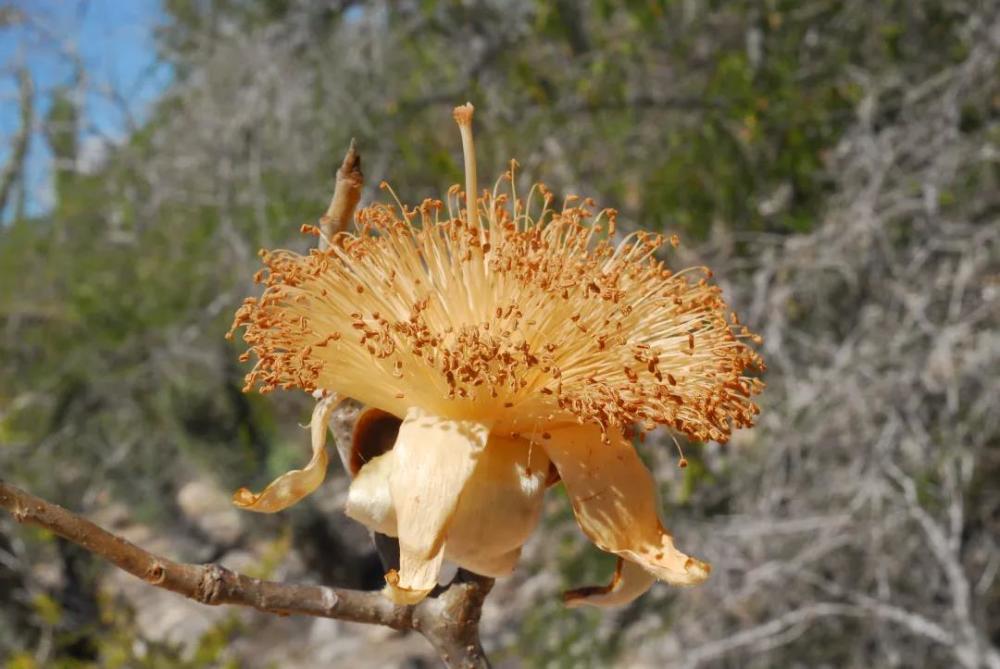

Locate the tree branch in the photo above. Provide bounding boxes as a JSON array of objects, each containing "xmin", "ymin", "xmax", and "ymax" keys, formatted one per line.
[
  {"xmin": 0, "ymin": 480, "xmax": 493, "ymax": 668},
  {"xmin": 319, "ymin": 139, "xmax": 363, "ymax": 247},
  {"xmin": 0, "ymin": 480, "xmax": 405, "ymax": 624},
  {"xmin": 0, "ymin": 67, "xmax": 33, "ymax": 219}
]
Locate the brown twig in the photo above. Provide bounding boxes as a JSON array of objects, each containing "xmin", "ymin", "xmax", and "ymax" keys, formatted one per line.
[
  {"xmin": 0, "ymin": 480, "xmax": 493, "ymax": 668},
  {"xmin": 319, "ymin": 139, "xmax": 363, "ymax": 247}
]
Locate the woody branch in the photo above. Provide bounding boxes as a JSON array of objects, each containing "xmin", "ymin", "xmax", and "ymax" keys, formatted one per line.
[{"xmin": 0, "ymin": 480, "xmax": 493, "ymax": 668}]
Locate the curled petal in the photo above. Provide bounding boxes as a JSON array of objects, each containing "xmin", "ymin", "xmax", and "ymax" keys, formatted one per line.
[
  {"xmin": 387, "ymin": 407, "xmax": 490, "ymax": 603},
  {"xmin": 232, "ymin": 393, "xmax": 340, "ymax": 512},
  {"xmin": 344, "ymin": 450, "xmax": 397, "ymax": 535},
  {"xmin": 444, "ymin": 435, "xmax": 549, "ymax": 577},
  {"xmin": 384, "ymin": 562, "xmax": 441, "ymax": 605},
  {"xmin": 564, "ymin": 557, "xmax": 656, "ymax": 609},
  {"xmin": 543, "ymin": 424, "xmax": 710, "ymax": 585}
]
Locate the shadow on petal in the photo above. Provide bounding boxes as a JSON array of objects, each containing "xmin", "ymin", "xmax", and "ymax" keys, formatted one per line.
[
  {"xmin": 543, "ymin": 424, "xmax": 710, "ymax": 586},
  {"xmin": 445, "ymin": 435, "xmax": 549, "ymax": 576},
  {"xmin": 386, "ymin": 407, "xmax": 491, "ymax": 603},
  {"xmin": 564, "ymin": 557, "xmax": 657, "ymax": 608}
]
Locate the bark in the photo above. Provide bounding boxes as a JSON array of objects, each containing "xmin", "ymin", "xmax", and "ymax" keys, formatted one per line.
[{"xmin": 0, "ymin": 480, "xmax": 494, "ymax": 667}]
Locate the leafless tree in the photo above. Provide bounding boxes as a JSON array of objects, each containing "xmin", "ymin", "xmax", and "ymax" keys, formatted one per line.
[{"xmin": 622, "ymin": 11, "xmax": 1000, "ymax": 668}]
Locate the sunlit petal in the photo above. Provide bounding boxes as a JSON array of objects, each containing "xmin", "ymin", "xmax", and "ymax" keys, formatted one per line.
[
  {"xmin": 543, "ymin": 424, "xmax": 710, "ymax": 585},
  {"xmin": 386, "ymin": 406, "xmax": 490, "ymax": 603},
  {"xmin": 232, "ymin": 393, "xmax": 340, "ymax": 512},
  {"xmin": 444, "ymin": 435, "xmax": 549, "ymax": 576},
  {"xmin": 344, "ymin": 450, "xmax": 397, "ymax": 535}
]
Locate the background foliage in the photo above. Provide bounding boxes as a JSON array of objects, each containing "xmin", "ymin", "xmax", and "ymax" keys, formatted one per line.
[{"xmin": 1, "ymin": 1, "xmax": 998, "ymax": 667}]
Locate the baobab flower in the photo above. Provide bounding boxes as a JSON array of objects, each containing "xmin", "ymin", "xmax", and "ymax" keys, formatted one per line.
[{"xmin": 227, "ymin": 104, "xmax": 764, "ymax": 607}]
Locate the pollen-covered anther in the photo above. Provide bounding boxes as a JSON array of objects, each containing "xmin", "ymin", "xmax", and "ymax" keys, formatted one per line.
[{"xmin": 231, "ymin": 179, "xmax": 762, "ymax": 442}]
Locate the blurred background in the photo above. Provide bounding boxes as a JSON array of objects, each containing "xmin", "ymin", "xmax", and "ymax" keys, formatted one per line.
[{"xmin": 1, "ymin": 1, "xmax": 998, "ymax": 667}]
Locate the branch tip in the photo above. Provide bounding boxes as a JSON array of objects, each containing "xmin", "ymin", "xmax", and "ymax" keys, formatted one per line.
[{"xmin": 319, "ymin": 140, "xmax": 364, "ymax": 246}]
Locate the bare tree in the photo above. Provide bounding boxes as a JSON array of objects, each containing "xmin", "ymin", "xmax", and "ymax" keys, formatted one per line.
[{"xmin": 624, "ymin": 10, "xmax": 1000, "ymax": 668}]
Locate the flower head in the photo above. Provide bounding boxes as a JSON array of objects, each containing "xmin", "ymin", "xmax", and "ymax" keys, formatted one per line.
[{"xmin": 228, "ymin": 104, "xmax": 764, "ymax": 606}]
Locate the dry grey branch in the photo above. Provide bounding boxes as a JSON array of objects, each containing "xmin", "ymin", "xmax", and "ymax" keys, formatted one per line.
[{"xmin": 0, "ymin": 480, "xmax": 493, "ymax": 669}]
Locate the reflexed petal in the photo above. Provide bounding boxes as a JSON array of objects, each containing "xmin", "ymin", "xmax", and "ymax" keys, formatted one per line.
[
  {"xmin": 563, "ymin": 557, "xmax": 656, "ymax": 608},
  {"xmin": 387, "ymin": 407, "xmax": 490, "ymax": 603},
  {"xmin": 444, "ymin": 435, "xmax": 549, "ymax": 576},
  {"xmin": 542, "ymin": 424, "xmax": 710, "ymax": 585},
  {"xmin": 385, "ymin": 559, "xmax": 442, "ymax": 605},
  {"xmin": 453, "ymin": 547, "xmax": 522, "ymax": 578},
  {"xmin": 232, "ymin": 394, "xmax": 340, "ymax": 512},
  {"xmin": 344, "ymin": 450, "xmax": 397, "ymax": 536}
]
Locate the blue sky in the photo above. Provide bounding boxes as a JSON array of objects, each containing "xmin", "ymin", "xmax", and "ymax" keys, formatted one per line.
[{"xmin": 0, "ymin": 0, "xmax": 171, "ymax": 218}]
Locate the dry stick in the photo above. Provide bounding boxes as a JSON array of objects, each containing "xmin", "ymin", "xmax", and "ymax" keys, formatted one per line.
[
  {"xmin": 0, "ymin": 480, "xmax": 403, "ymax": 624},
  {"xmin": 0, "ymin": 480, "xmax": 493, "ymax": 668},
  {"xmin": 0, "ymin": 142, "xmax": 495, "ymax": 668},
  {"xmin": 319, "ymin": 138, "xmax": 363, "ymax": 248}
]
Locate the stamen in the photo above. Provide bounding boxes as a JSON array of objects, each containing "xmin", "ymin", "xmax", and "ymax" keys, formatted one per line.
[
  {"xmin": 231, "ymin": 112, "xmax": 764, "ymax": 444},
  {"xmin": 668, "ymin": 431, "xmax": 688, "ymax": 468}
]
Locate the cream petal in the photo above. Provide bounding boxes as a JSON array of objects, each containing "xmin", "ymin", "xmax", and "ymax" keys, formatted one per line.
[
  {"xmin": 543, "ymin": 424, "xmax": 710, "ymax": 586},
  {"xmin": 451, "ymin": 547, "xmax": 523, "ymax": 578},
  {"xmin": 385, "ymin": 558, "xmax": 442, "ymax": 605},
  {"xmin": 564, "ymin": 557, "xmax": 657, "ymax": 608},
  {"xmin": 347, "ymin": 432, "xmax": 546, "ymax": 582},
  {"xmin": 444, "ymin": 435, "xmax": 549, "ymax": 576},
  {"xmin": 232, "ymin": 393, "xmax": 340, "ymax": 513},
  {"xmin": 386, "ymin": 407, "xmax": 490, "ymax": 603},
  {"xmin": 344, "ymin": 450, "xmax": 398, "ymax": 536}
]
